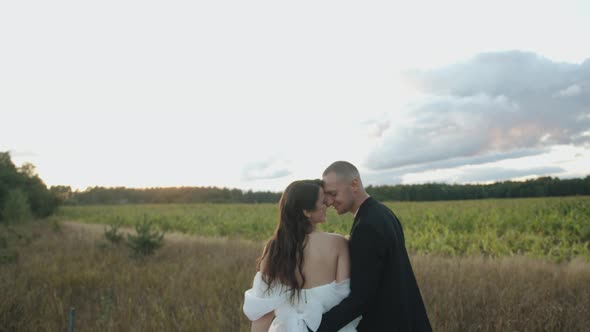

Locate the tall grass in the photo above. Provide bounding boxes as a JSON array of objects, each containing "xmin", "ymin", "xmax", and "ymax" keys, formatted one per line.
[{"xmin": 1, "ymin": 221, "xmax": 589, "ymax": 331}]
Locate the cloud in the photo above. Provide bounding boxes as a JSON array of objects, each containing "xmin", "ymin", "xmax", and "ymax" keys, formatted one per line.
[
  {"xmin": 362, "ymin": 119, "xmax": 391, "ymax": 139},
  {"xmin": 241, "ymin": 160, "xmax": 291, "ymax": 181},
  {"xmin": 363, "ymin": 148, "xmax": 551, "ymax": 185},
  {"xmin": 404, "ymin": 51, "xmax": 590, "ymax": 98},
  {"xmin": 455, "ymin": 166, "xmax": 564, "ymax": 183},
  {"xmin": 390, "ymin": 148, "xmax": 546, "ymax": 174},
  {"xmin": 397, "ymin": 165, "xmax": 566, "ymax": 185},
  {"xmin": 557, "ymin": 84, "xmax": 582, "ymax": 97},
  {"xmin": 366, "ymin": 51, "xmax": 590, "ymax": 171},
  {"xmin": 364, "ymin": 161, "xmax": 566, "ymax": 186},
  {"xmin": 362, "ymin": 170, "xmax": 403, "ymax": 186}
]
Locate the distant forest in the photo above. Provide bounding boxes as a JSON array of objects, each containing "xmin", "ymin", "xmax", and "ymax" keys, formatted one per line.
[
  {"xmin": 52, "ymin": 176, "xmax": 590, "ymax": 205},
  {"xmin": 0, "ymin": 152, "xmax": 59, "ymax": 222}
]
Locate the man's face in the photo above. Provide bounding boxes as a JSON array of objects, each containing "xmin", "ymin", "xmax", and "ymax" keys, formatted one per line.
[{"xmin": 322, "ymin": 172, "xmax": 354, "ymax": 215}]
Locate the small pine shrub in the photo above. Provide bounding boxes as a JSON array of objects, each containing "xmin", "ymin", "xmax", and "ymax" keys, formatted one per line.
[
  {"xmin": 104, "ymin": 221, "xmax": 123, "ymax": 245},
  {"xmin": 126, "ymin": 215, "xmax": 165, "ymax": 257}
]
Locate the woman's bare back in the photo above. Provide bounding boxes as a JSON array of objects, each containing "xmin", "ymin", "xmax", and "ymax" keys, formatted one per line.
[{"xmin": 299, "ymin": 232, "xmax": 350, "ymax": 289}]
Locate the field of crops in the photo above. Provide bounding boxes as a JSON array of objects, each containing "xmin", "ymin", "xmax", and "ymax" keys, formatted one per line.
[
  {"xmin": 56, "ymin": 196, "xmax": 590, "ymax": 262},
  {"xmin": 4, "ymin": 197, "xmax": 590, "ymax": 331}
]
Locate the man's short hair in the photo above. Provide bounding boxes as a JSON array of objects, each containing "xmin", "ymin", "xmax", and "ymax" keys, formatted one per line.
[{"xmin": 322, "ymin": 161, "xmax": 361, "ymax": 181}]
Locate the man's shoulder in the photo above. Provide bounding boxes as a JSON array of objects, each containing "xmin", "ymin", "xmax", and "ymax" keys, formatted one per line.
[
  {"xmin": 361, "ymin": 199, "xmax": 396, "ymax": 222},
  {"xmin": 371, "ymin": 198, "xmax": 395, "ymax": 213},
  {"xmin": 353, "ymin": 216, "xmax": 386, "ymax": 240},
  {"xmin": 357, "ymin": 200, "xmax": 400, "ymax": 239}
]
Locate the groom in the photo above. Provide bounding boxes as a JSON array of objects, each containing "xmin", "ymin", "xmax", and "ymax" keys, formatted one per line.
[{"xmin": 313, "ymin": 161, "xmax": 431, "ymax": 331}]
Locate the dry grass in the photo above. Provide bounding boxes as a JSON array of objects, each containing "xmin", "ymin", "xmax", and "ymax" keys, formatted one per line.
[
  {"xmin": 1, "ymin": 221, "xmax": 589, "ymax": 331},
  {"xmin": 414, "ymin": 255, "xmax": 590, "ymax": 331}
]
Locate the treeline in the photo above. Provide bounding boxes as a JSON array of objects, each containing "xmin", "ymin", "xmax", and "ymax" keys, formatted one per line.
[
  {"xmin": 54, "ymin": 186, "xmax": 282, "ymax": 205},
  {"xmin": 0, "ymin": 152, "xmax": 59, "ymax": 222},
  {"xmin": 366, "ymin": 176, "xmax": 590, "ymax": 202},
  {"xmin": 3, "ymin": 148, "xmax": 587, "ymax": 210},
  {"xmin": 53, "ymin": 175, "xmax": 590, "ymax": 205}
]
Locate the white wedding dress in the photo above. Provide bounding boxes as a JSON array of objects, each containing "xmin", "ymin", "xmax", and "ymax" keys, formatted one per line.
[{"xmin": 243, "ymin": 271, "xmax": 361, "ymax": 331}]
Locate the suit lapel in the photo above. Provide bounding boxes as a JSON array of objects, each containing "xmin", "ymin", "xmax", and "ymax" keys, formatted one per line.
[
  {"xmin": 350, "ymin": 214, "xmax": 361, "ymax": 237},
  {"xmin": 350, "ymin": 197, "xmax": 372, "ymax": 237}
]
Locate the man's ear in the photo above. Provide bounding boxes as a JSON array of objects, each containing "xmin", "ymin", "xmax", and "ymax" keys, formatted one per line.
[
  {"xmin": 351, "ymin": 178, "xmax": 360, "ymax": 192},
  {"xmin": 303, "ymin": 209, "xmax": 312, "ymax": 219}
]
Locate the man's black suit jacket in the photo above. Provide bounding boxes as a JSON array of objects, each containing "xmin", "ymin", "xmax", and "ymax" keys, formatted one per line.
[{"xmin": 315, "ymin": 197, "xmax": 432, "ymax": 331}]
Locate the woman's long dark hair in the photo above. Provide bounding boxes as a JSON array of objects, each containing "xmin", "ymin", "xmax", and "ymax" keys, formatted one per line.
[{"xmin": 256, "ymin": 179, "xmax": 322, "ymax": 302}]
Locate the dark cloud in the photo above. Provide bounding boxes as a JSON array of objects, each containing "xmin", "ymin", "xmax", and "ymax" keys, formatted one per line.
[
  {"xmin": 366, "ymin": 51, "xmax": 590, "ymax": 171},
  {"xmin": 362, "ymin": 149, "xmax": 552, "ymax": 184},
  {"xmin": 367, "ymin": 148, "xmax": 547, "ymax": 176},
  {"xmin": 241, "ymin": 160, "xmax": 291, "ymax": 181},
  {"xmin": 456, "ymin": 166, "xmax": 565, "ymax": 183},
  {"xmin": 363, "ymin": 164, "xmax": 565, "ymax": 186}
]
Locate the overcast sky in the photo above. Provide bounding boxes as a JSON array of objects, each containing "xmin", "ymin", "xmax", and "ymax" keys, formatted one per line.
[{"xmin": 1, "ymin": 0, "xmax": 589, "ymax": 191}]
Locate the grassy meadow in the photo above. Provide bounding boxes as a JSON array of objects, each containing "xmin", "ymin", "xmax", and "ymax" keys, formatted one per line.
[
  {"xmin": 2, "ymin": 196, "xmax": 590, "ymax": 331},
  {"xmin": 56, "ymin": 196, "xmax": 590, "ymax": 261}
]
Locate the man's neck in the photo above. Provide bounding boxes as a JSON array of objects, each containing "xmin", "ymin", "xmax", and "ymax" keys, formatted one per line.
[{"xmin": 351, "ymin": 193, "xmax": 370, "ymax": 216}]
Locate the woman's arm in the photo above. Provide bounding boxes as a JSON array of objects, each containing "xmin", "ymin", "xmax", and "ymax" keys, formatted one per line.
[
  {"xmin": 251, "ymin": 311, "xmax": 274, "ymax": 332},
  {"xmin": 250, "ymin": 254, "xmax": 274, "ymax": 331}
]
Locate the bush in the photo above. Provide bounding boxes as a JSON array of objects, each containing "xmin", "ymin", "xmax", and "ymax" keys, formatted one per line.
[
  {"xmin": 104, "ymin": 221, "xmax": 124, "ymax": 245},
  {"xmin": 126, "ymin": 215, "xmax": 165, "ymax": 256},
  {"xmin": 1, "ymin": 189, "xmax": 32, "ymax": 224}
]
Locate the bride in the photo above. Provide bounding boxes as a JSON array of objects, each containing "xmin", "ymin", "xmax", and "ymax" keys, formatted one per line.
[{"xmin": 243, "ymin": 179, "xmax": 361, "ymax": 331}]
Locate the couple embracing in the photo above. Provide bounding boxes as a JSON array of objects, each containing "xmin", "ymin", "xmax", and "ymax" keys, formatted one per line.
[{"xmin": 243, "ymin": 161, "xmax": 432, "ymax": 332}]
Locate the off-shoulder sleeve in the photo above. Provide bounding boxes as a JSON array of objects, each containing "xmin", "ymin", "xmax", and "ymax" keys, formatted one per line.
[
  {"xmin": 311, "ymin": 279, "xmax": 361, "ymax": 331},
  {"xmin": 310, "ymin": 279, "xmax": 352, "ymax": 311},
  {"xmin": 243, "ymin": 272, "xmax": 287, "ymax": 321},
  {"xmin": 331, "ymin": 279, "xmax": 352, "ymax": 298}
]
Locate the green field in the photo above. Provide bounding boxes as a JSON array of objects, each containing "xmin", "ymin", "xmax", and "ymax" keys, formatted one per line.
[
  {"xmin": 56, "ymin": 196, "xmax": 590, "ymax": 262},
  {"xmin": 4, "ymin": 197, "xmax": 590, "ymax": 330}
]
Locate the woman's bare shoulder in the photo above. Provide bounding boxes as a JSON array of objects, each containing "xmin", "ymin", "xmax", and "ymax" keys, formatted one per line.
[{"xmin": 309, "ymin": 232, "xmax": 348, "ymax": 247}]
